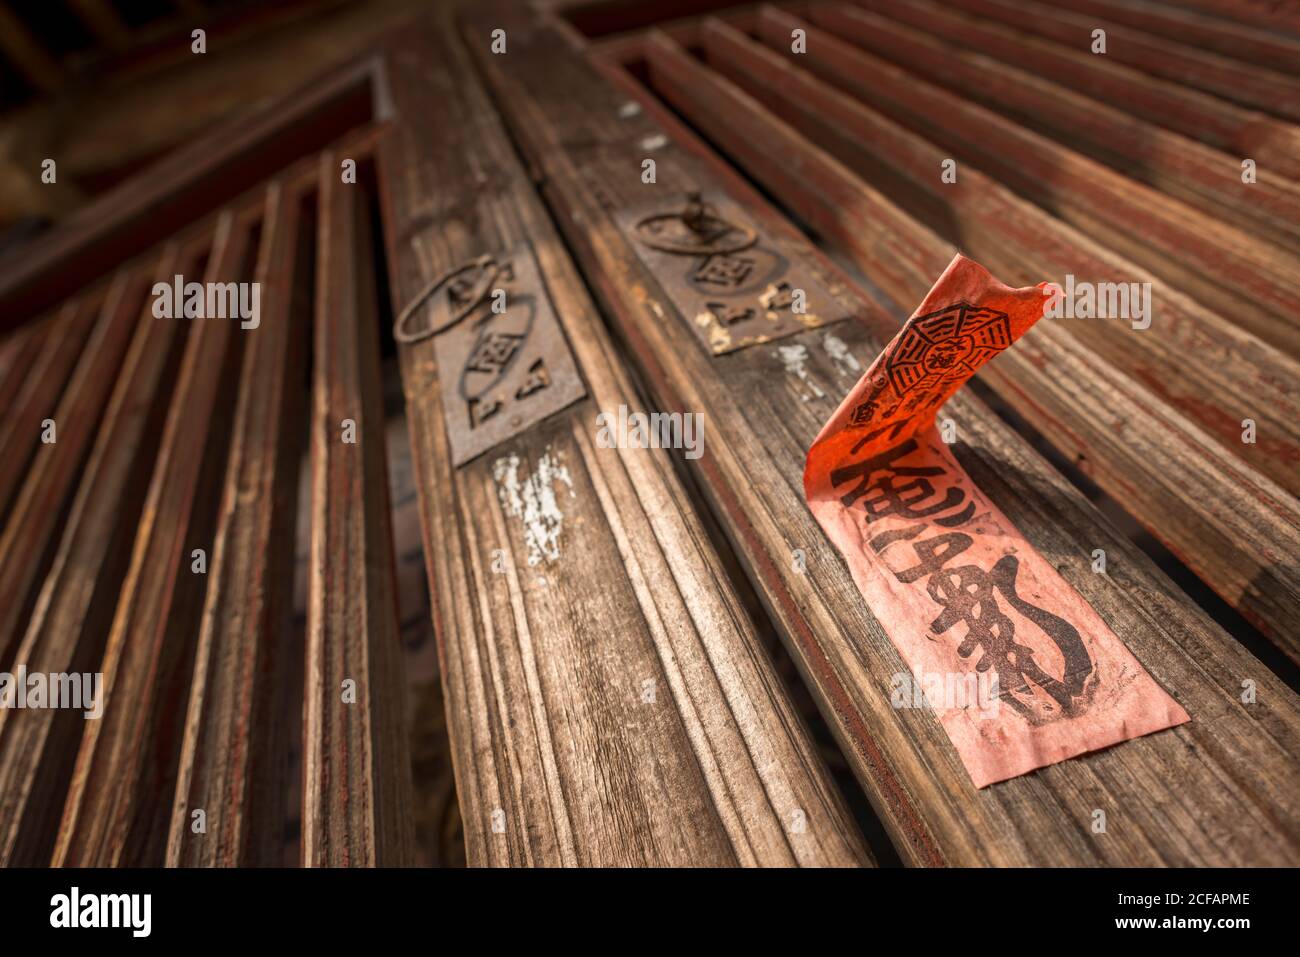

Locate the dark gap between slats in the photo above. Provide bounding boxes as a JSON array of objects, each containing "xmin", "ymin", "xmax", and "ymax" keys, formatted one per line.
[
  {"xmin": 563, "ymin": 0, "xmax": 757, "ymax": 39},
  {"xmin": 121, "ymin": 222, "xmax": 263, "ymax": 867},
  {"xmin": 36, "ymin": 240, "xmax": 196, "ymax": 864},
  {"xmin": 356, "ymin": 157, "xmax": 466, "ymax": 867},
  {"xmin": 116, "ymin": 0, "xmax": 174, "ymax": 29},
  {"xmin": 284, "ymin": 187, "xmax": 320, "ymax": 866}
]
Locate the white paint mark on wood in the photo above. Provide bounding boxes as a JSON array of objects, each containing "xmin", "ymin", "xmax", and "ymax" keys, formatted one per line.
[
  {"xmin": 823, "ymin": 333, "xmax": 862, "ymax": 380},
  {"xmin": 776, "ymin": 344, "xmax": 825, "ymax": 402},
  {"xmin": 493, "ymin": 449, "xmax": 575, "ymax": 565}
]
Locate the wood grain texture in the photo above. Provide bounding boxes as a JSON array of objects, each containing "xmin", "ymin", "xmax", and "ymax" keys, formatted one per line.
[
  {"xmin": 166, "ymin": 184, "xmax": 306, "ymax": 868},
  {"xmin": 762, "ymin": 7, "xmax": 1300, "ymax": 360},
  {"xmin": 43, "ymin": 207, "xmax": 249, "ymax": 868},
  {"xmin": 0, "ymin": 265, "xmax": 171, "ymax": 867},
  {"xmin": 691, "ymin": 16, "xmax": 1300, "ymax": 501},
  {"xmin": 0, "ymin": 296, "xmax": 100, "ymax": 525},
  {"xmin": 56, "ymin": 143, "xmax": 377, "ymax": 869},
  {"xmin": 50, "ymin": 242, "xmax": 208, "ymax": 868},
  {"xmin": 936, "ymin": 0, "xmax": 1300, "ymax": 118},
  {"xmin": 1037, "ymin": 0, "xmax": 1300, "ymax": 75},
  {"xmin": 843, "ymin": 0, "xmax": 1300, "ymax": 248},
  {"xmin": 0, "ymin": 265, "xmax": 146, "ymax": 670},
  {"xmin": 1169, "ymin": 0, "xmax": 1300, "ymax": 35},
  {"xmin": 862, "ymin": 0, "xmax": 1300, "ymax": 178},
  {"xmin": 303, "ymin": 152, "xmax": 415, "ymax": 867},
  {"xmin": 470, "ymin": 8, "xmax": 1300, "ymax": 865},
  {"xmin": 647, "ymin": 21, "xmax": 1300, "ymax": 659},
  {"xmin": 377, "ymin": 14, "xmax": 869, "ymax": 867}
]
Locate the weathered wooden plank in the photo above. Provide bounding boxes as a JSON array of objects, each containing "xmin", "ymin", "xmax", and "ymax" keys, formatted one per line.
[
  {"xmin": 165, "ymin": 183, "xmax": 307, "ymax": 868},
  {"xmin": 45, "ymin": 209, "xmax": 251, "ymax": 868},
  {"xmin": 0, "ymin": 241, "xmax": 197, "ymax": 866},
  {"xmin": 689, "ymin": 20, "xmax": 1300, "ymax": 497},
  {"xmin": 471, "ymin": 9, "xmax": 1300, "ymax": 864},
  {"xmin": 1108, "ymin": 0, "xmax": 1300, "ymax": 38},
  {"xmin": 824, "ymin": 2, "xmax": 1300, "ymax": 251},
  {"xmin": 0, "ymin": 261, "xmax": 152, "ymax": 670},
  {"xmin": 380, "ymin": 14, "xmax": 869, "ymax": 866},
  {"xmin": 937, "ymin": 0, "xmax": 1299, "ymax": 118},
  {"xmin": 1180, "ymin": 0, "xmax": 1300, "ymax": 34},
  {"xmin": 1038, "ymin": 0, "xmax": 1300, "ymax": 75},
  {"xmin": 303, "ymin": 151, "xmax": 414, "ymax": 867},
  {"xmin": 850, "ymin": 0, "xmax": 1300, "ymax": 202},
  {"xmin": 0, "ymin": 296, "xmax": 99, "ymax": 523},
  {"xmin": 657, "ymin": 21, "xmax": 1300, "ymax": 660},
  {"xmin": 56, "ymin": 141, "xmax": 376, "ymax": 868},
  {"xmin": 759, "ymin": 8, "xmax": 1300, "ymax": 360},
  {"xmin": 49, "ymin": 248, "xmax": 209, "ymax": 870}
]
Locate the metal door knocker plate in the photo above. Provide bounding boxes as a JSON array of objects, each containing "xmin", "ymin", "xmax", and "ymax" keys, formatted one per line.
[
  {"xmin": 617, "ymin": 191, "xmax": 856, "ymax": 355},
  {"xmin": 393, "ymin": 243, "xmax": 585, "ymax": 466}
]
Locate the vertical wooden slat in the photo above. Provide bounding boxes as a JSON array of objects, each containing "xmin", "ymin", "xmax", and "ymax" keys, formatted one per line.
[
  {"xmin": 813, "ymin": 2, "xmax": 1300, "ymax": 250},
  {"xmin": 45, "ymin": 210, "xmax": 251, "ymax": 867},
  {"xmin": 50, "ymin": 245, "xmax": 214, "ymax": 868},
  {"xmin": 164, "ymin": 182, "xmax": 309, "ymax": 867},
  {"xmin": 853, "ymin": 0, "xmax": 1300, "ymax": 181},
  {"xmin": 0, "ymin": 246, "xmax": 190, "ymax": 866},
  {"xmin": 0, "ymin": 263, "xmax": 150, "ymax": 668},
  {"xmin": 0, "ymin": 296, "xmax": 100, "ymax": 521},
  {"xmin": 303, "ymin": 151, "xmax": 413, "ymax": 866},
  {"xmin": 756, "ymin": 8, "xmax": 1300, "ymax": 359},
  {"xmin": 1164, "ymin": 0, "xmax": 1300, "ymax": 35},
  {"xmin": 1038, "ymin": 0, "xmax": 1300, "ymax": 74},
  {"xmin": 940, "ymin": 0, "xmax": 1300, "ymax": 118}
]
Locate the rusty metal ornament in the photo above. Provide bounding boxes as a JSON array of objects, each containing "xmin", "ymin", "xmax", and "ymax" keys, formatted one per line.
[
  {"xmin": 632, "ymin": 191, "xmax": 758, "ymax": 256},
  {"xmin": 393, "ymin": 254, "xmax": 502, "ymax": 344},
  {"xmin": 409, "ymin": 243, "xmax": 585, "ymax": 466},
  {"xmin": 618, "ymin": 191, "xmax": 856, "ymax": 355}
]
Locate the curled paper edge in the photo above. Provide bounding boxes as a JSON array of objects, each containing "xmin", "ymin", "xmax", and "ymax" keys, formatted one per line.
[{"xmin": 804, "ymin": 254, "xmax": 1188, "ymax": 788}]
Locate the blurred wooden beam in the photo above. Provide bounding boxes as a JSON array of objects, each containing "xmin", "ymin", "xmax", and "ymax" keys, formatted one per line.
[
  {"xmin": 68, "ymin": 0, "xmax": 131, "ymax": 50},
  {"xmin": 0, "ymin": 3, "xmax": 66, "ymax": 93}
]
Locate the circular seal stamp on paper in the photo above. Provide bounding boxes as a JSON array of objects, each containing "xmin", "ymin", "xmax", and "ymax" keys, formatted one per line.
[{"xmin": 886, "ymin": 302, "xmax": 1012, "ymax": 397}]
